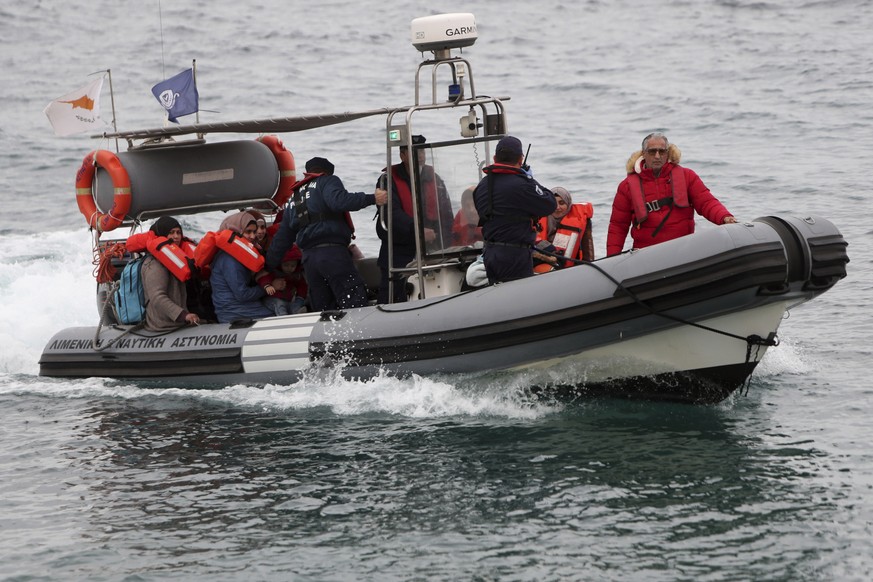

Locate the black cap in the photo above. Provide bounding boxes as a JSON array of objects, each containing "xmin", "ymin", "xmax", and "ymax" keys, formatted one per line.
[
  {"xmin": 305, "ymin": 157, "xmax": 335, "ymax": 174},
  {"xmin": 496, "ymin": 136, "xmax": 523, "ymax": 157},
  {"xmin": 412, "ymin": 135, "xmax": 426, "ymax": 145}
]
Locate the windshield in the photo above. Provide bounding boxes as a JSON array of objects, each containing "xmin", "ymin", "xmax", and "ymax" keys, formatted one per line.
[{"xmin": 412, "ymin": 138, "xmax": 493, "ymax": 257}]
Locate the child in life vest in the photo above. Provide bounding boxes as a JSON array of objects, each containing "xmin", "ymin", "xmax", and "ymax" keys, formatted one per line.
[{"xmin": 257, "ymin": 245, "xmax": 308, "ymax": 315}]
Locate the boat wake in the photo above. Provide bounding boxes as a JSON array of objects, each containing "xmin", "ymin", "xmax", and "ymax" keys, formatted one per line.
[
  {"xmin": 0, "ymin": 364, "xmax": 563, "ymax": 420},
  {"xmin": 1, "ymin": 337, "xmax": 812, "ymax": 418},
  {"xmin": 752, "ymin": 336, "xmax": 813, "ymax": 377}
]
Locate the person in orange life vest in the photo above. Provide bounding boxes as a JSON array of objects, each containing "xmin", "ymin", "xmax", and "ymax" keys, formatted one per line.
[
  {"xmin": 452, "ymin": 186, "xmax": 482, "ymax": 246},
  {"xmin": 141, "ymin": 216, "xmax": 200, "ymax": 331},
  {"xmin": 257, "ymin": 245, "xmax": 308, "ymax": 315},
  {"xmin": 266, "ymin": 157, "xmax": 388, "ymax": 311},
  {"xmin": 473, "ymin": 135, "xmax": 557, "ymax": 283},
  {"xmin": 210, "ymin": 211, "xmax": 274, "ymax": 323},
  {"xmin": 152, "ymin": 215, "xmax": 215, "ymax": 322},
  {"xmin": 375, "ymin": 134, "xmax": 454, "ymax": 304},
  {"xmin": 606, "ymin": 132, "xmax": 737, "ymax": 256},
  {"xmin": 533, "ymin": 187, "xmax": 595, "ymax": 270}
]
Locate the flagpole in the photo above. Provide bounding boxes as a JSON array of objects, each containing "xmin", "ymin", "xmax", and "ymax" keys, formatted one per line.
[
  {"xmin": 90, "ymin": 68, "xmax": 119, "ymax": 151},
  {"xmin": 192, "ymin": 59, "xmax": 199, "ymax": 125},
  {"xmin": 106, "ymin": 69, "xmax": 119, "ymax": 152}
]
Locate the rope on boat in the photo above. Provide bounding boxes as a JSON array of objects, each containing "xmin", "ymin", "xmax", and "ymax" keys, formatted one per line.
[
  {"xmin": 91, "ymin": 281, "xmax": 145, "ymax": 352},
  {"xmin": 372, "ymin": 251, "xmax": 778, "ymax": 367},
  {"xmin": 91, "ymin": 284, "xmax": 189, "ymax": 351},
  {"xmin": 94, "ymin": 241, "xmax": 126, "ymax": 283},
  {"xmin": 537, "ymin": 249, "xmax": 780, "ymax": 364}
]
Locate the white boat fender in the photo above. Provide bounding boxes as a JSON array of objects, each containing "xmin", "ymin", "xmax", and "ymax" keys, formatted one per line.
[{"xmin": 465, "ymin": 254, "xmax": 488, "ymax": 288}]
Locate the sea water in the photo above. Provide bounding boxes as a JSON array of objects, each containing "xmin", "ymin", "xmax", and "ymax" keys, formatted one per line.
[{"xmin": 1, "ymin": 0, "xmax": 872, "ymax": 580}]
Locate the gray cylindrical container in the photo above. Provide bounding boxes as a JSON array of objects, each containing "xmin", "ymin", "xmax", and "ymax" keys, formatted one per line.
[{"xmin": 93, "ymin": 140, "xmax": 280, "ymax": 220}]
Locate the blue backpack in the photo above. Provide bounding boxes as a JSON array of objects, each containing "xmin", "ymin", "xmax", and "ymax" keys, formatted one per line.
[{"xmin": 114, "ymin": 256, "xmax": 146, "ymax": 325}]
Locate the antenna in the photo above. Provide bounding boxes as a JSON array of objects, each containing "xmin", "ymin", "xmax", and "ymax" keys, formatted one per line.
[{"xmin": 158, "ymin": 0, "xmax": 166, "ymax": 78}]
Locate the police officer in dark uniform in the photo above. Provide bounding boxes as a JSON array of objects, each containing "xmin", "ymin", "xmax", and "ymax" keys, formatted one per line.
[
  {"xmin": 473, "ymin": 136, "xmax": 557, "ymax": 284},
  {"xmin": 266, "ymin": 157, "xmax": 388, "ymax": 311},
  {"xmin": 375, "ymin": 135, "xmax": 454, "ymax": 304}
]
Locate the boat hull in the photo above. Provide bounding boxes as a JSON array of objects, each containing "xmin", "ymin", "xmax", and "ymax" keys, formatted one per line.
[{"xmin": 39, "ymin": 215, "xmax": 848, "ymax": 403}]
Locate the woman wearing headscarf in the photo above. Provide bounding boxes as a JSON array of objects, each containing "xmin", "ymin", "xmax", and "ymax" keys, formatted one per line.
[
  {"xmin": 141, "ymin": 216, "xmax": 201, "ymax": 331},
  {"xmin": 533, "ymin": 187, "xmax": 595, "ymax": 271},
  {"xmin": 248, "ymin": 209, "xmax": 272, "ymax": 254},
  {"xmin": 209, "ymin": 211, "xmax": 274, "ymax": 323}
]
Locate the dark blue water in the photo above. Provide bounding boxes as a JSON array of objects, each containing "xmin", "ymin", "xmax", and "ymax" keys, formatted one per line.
[
  {"xmin": 1, "ymin": 1, "xmax": 871, "ymax": 580},
  {"xmin": 2, "ymin": 385, "xmax": 865, "ymax": 580}
]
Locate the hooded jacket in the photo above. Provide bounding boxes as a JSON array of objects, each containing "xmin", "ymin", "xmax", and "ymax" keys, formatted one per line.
[{"xmin": 606, "ymin": 148, "xmax": 733, "ymax": 256}]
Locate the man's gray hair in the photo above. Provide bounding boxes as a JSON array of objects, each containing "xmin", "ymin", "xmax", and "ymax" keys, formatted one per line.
[{"xmin": 642, "ymin": 132, "xmax": 670, "ymax": 151}]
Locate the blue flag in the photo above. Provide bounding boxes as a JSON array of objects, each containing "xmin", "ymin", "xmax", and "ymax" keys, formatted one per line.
[{"xmin": 151, "ymin": 68, "xmax": 199, "ymax": 123}]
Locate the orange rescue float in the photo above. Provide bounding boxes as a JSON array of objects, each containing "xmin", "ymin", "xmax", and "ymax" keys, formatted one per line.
[
  {"xmin": 257, "ymin": 135, "xmax": 296, "ymax": 207},
  {"xmin": 75, "ymin": 150, "xmax": 132, "ymax": 232}
]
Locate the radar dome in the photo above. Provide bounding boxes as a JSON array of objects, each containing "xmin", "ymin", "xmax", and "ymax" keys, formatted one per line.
[{"xmin": 411, "ymin": 13, "xmax": 477, "ymax": 53}]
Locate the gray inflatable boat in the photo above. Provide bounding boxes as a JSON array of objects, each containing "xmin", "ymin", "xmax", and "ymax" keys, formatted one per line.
[
  {"xmin": 39, "ymin": 211, "xmax": 848, "ymax": 403},
  {"xmin": 38, "ymin": 14, "xmax": 850, "ymax": 403}
]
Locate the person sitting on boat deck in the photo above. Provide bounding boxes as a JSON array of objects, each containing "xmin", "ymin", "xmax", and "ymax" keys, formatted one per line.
[
  {"xmin": 606, "ymin": 132, "xmax": 737, "ymax": 256},
  {"xmin": 154, "ymin": 218, "xmax": 216, "ymax": 322},
  {"xmin": 375, "ymin": 134, "xmax": 454, "ymax": 304},
  {"xmin": 266, "ymin": 156, "xmax": 388, "ymax": 311},
  {"xmin": 247, "ymin": 209, "xmax": 271, "ymax": 254},
  {"xmin": 257, "ymin": 245, "xmax": 308, "ymax": 315},
  {"xmin": 210, "ymin": 211, "xmax": 275, "ymax": 323},
  {"xmin": 452, "ymin": 186, "xmax": 483, "ymax": 247},
  {"xmin": 141, "ymin": 216, "xmax": 201, "ymax": 331},
  {"xmin": 473, "ymin": 136, "xmax": 557, "ymax": 284},
  {"xmin": 533, "ymin": 187, "xmax": 595, "ymax": 272}
]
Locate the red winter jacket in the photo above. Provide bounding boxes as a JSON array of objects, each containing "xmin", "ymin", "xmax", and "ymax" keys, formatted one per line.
[{"xmin": 606, "ymin": 161, "xmax": 732, "ymax": 256}]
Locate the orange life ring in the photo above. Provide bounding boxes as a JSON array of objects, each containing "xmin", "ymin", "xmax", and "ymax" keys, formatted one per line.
[
  {"xmin": 75, "ymin": 150, "xmax": 132, "ymax": 232},
  {"xmin": 257, "ymin": 135, "xmax": 296, "ymax": 207}
]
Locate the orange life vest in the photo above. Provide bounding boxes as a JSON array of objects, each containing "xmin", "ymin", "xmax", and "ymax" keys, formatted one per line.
[
  {"xmin": 125, "ymin": 231, "xmax": 153, "ymax": 253},
  {"xmin": 125, "ymin": 231, "xmax": 193, "ymax": 282},
  {"xmin": 195, "ymin": 229, "xmax": 265, "ymax": 273},
  {"xmin": 536, "ymin": 203, "xmax": 594, "ymax": 267},
  {"xmin": 628, "ymin": 166, "xmax": 689, "ymax": 227},
  {"xmin": 146, "ymin": 237, "xmax": 192, "ymax": 282},
  {"xmin": 391, "ymin": 165, "xmax": 440, "ymax": 221}
]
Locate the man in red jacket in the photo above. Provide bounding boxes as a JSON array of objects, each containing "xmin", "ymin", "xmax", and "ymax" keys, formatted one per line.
[{"xmin": 606, "ymin": 132, "xmax": 737, "ymax": 256}]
